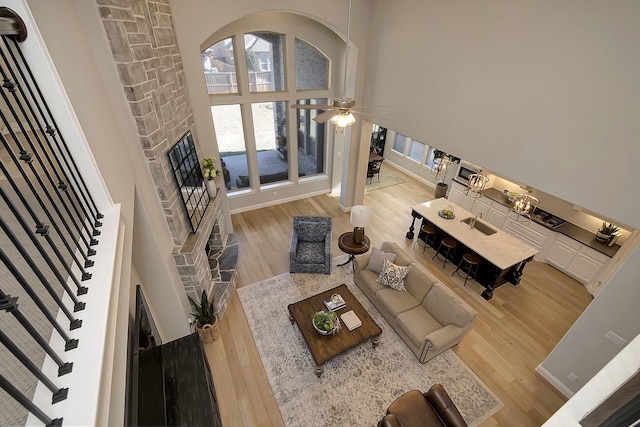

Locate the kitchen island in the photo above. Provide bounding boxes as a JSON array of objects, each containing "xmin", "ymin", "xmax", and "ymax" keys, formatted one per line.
[{"xmin": 407, "ymin": 198, "xmax": 538, "ymax": 300}]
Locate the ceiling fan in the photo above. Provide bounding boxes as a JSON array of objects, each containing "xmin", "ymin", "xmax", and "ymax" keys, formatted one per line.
[{"xmin": 291, "ymin": 0, "xmax": 376, "ymax": 128}]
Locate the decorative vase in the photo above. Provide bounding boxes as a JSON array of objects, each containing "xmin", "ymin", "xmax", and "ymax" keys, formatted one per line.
[
  {"xmin": 205, "ymin": 179, "xmax": 217, "ymax": 198},
  {"xmin": 595, "ymin": 230, "xmax": 610, "ymax": 243},
  {"xmin": 195, "ymin": 317, "xmax": 220, "ymax": 343},
  {"xmin": 434, "ymin": 182, "xmax": 448, "ymax": 199}
]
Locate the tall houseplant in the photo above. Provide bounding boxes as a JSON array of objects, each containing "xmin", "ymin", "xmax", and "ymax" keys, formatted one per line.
[
  {"xmin": 188, "ymin": 290, "xmax": 220, "ymax": 343},
  {"xmin": 202, "ymin": 157, "xmax": 221, "ymax": 197}
]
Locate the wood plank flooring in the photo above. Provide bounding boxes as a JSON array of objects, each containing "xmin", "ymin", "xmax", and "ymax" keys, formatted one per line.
[{"xmin": 204, "ymin": 164, "xmax": 593, "ymax": 426}]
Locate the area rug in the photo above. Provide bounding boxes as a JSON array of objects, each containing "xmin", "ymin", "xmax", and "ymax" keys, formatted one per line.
[
  {"xmin": 365, "ymin": 168, "xmax": 405, "ymax": 193},
  {"xmin": 237, "ymin": 255, "xmax": 503, "ymax": 427}
]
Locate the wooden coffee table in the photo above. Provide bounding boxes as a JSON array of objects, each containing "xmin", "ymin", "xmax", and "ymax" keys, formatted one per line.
[{"xmin": 288, "ymin": 284, "xmax": 382, "ymax": 377}]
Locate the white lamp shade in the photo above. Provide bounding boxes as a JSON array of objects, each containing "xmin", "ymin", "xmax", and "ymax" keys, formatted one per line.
[{"xmin": 350, "ymin": 205, "xmax": 372, "ymax": 227}]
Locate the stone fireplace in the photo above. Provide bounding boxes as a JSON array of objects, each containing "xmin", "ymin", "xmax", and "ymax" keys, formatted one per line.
[{"xmin": 172, "ymin": 195, "xmax": 237, "ymax": 318}]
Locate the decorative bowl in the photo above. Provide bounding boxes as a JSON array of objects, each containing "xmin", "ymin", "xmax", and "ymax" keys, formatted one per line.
[{"xmin": 312, "ymin": 310, "xmax": 340, "ymax": 335}]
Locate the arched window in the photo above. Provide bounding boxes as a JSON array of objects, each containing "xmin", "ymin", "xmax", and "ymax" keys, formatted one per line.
[{"xmin": 201, "ymin": 24, "xmax": 332, "ymax": 194}]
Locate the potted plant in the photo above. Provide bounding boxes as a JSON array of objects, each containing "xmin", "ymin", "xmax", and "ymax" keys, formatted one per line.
[
  {"xmin": 188, "ymin": 290, "xmax": 220, "ymax": 343},
  {"xmin": 432, "ymin": 150, "xmax": 461, "ymax": 199},
  {"xmin": 596, "ymin": 222, "xmax": 619, "ymax": 243},
  {"xmin": 202, "ymin": 157, "xmax": 221, "ymax": 197},
  {"xmin": 312, "ymin": 309, "xmax": 340, "ymax": 335}
]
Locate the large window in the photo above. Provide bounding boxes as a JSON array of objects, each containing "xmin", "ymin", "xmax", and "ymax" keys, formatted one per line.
[
  {"xmin": 203, "ymin": 29, "xmax": 331, "ymax": 194},
  {"xmin": 392, "ymin": 132, "xmax": 439, "ymax": 172}
]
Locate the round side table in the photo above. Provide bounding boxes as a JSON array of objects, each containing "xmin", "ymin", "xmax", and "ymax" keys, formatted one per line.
[{"xmin": 337, "ymin": 232, "xmax": 371, "ymax": 267}]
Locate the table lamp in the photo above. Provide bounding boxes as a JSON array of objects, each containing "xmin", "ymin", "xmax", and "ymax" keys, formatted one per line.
[{"xmin": 350, "ymin": 205, "xmax": 372, "ymax": 244}]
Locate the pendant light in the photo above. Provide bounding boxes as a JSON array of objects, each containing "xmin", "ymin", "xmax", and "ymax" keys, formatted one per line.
[
  {"xmin": 465, "ymin": 170, "xmax": 489, "ymax": 198},
  {"xmin": 429, "ymin": 156, "xmax": 451, "ymax": 181},
  {"xmin": 509, "ymin": 188, "xmax": 539, "ymax": 222}
]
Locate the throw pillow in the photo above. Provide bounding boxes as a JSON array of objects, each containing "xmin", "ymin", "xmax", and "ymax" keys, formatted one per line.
[
  {"xmin": 366, "ymin": 247, "xmax": 397, "ymax": 273},
  {"xmin": 377, "ymin": 258, "xmax": 410, "ymax": 291}
]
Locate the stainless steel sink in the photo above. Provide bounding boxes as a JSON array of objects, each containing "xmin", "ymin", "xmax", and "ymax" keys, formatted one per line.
[{"xmin": 460, "ymin": 217, "xmax": 497, "ymax": 235}]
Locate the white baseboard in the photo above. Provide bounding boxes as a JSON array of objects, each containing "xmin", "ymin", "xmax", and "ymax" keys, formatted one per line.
[
  {"xmin": 535, "ymin": 364, "xmax": 575, "ymax": 398},
  {"xmin": 384, "ymin": 160, "xmax": 437, "ymax": 189}
]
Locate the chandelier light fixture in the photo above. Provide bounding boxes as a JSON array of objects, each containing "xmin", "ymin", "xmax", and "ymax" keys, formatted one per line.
[
  {"xmin": 330, "ymin": 111, "xmax": 356, "ymax": 128},
  {"xmin": 509, "ymin": 189, "xmax": 539, "ymax": 221},
  {"xmin": 429, "ymin": 157, "xmax": 452, "ymax": 181},
  {"xmin": 465, "ymin": 170, "xmax": 489, "ymax": 198}
]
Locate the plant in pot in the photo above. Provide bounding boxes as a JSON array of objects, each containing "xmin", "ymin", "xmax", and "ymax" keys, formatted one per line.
[
  {"xmin": 596, "ymin": 222, "xmax": 619, "ymax": 244},
  {"xmin": 312, "ymin": 309, "xmax": 340, "ymax": 335},
  {"xmin": 432, "ymin": 150, "xmax": 461, "ymax": 199},
  {"xmin": 202, "ymin": 157, "xmax": 222, "ymax": 197},
  {"xmin": 188, "ymin": 290, "xmax": 220, "ymax": 343}
]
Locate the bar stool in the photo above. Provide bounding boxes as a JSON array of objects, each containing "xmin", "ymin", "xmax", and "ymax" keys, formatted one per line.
[
  {"xmin": 415, "ymin": 223, "xmax": 436, "ymax": 254},
  {"xmin": 432, "ymin": 237, "xmax": 457, "ymax": 268},
  {"xmin": 452, "ymin": 252, "xmax": 481, "ymax": 286}
]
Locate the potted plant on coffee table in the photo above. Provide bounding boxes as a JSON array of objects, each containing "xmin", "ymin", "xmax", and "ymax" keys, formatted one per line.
[
  {"xmin": 596, "ymin": 222, "xmax": 619, "ymax": 244},
  {"xmin": 202, "ymin": 157, "xmax": 221, "ymax": 198},
  {"xmin": 188, "ymin": 290, "xmax": 220, "ymax": 343}
]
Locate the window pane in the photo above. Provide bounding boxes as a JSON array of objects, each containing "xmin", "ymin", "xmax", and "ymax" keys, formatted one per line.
[
  {"xmin": 202, "ymin": 38, "xmax": 238, "ymax": 94},
  {"xmin": 408, "ymin": 140, "xmax": 425, "ymax": 162},
  {"xmin": 252, "ymin": 101, "xmax": 289, "ymax": 185},
  {"xmin": 424, "ymin": 147, "xmax": 436, "ymax": 168},
  {"xmin": 393, "ymin": 134, "xmax": 407, "ymax": 154},
  {"xmin": 211, "ymin": 105, "xmax": 248, "ymax": 191},
  {"xmin": 296, "ymin": 99, "xmax": 326, "ymax": 177},
  {"xmin": 245, "ymin": 33, "xmax": 285, "ymax": 93},
  {"xmin": 295, "ymin": 39, "xmax": 328, "ymax": 90}
]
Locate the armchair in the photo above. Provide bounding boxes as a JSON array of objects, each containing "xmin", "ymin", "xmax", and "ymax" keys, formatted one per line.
[
  {"xmin": 289, "ymin": 215, "xmax": 332, "ymax": 274},
  {"xmin": 379, "ymin": 385, "xmax": 467, "ymax": 427}
]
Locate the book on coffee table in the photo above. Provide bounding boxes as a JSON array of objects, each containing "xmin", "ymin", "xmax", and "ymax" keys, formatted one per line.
[
  {"xmin": 324, "ymin": 294, "xmax": 346, "ymax": 311},
  {"xmin": 340, "ymin": 310, "xmax": 362, "ymax": 331}
]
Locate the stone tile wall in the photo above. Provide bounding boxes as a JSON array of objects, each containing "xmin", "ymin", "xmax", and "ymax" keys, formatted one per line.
[{"xmin": 97, "ymin": 0, "xmax": 236, "ymax": 316}]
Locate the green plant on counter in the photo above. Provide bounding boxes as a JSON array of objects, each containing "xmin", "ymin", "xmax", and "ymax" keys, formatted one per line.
[
  {"xmin": 599, "ymin": 222, "xmax": 619, "ymax": 236},
  {"xmin": 433, "ymin": 149, "xmax": 460, "ymax": 164}
]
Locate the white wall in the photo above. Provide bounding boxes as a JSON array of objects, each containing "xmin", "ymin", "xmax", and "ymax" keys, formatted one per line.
[{"xmin": 365, "ymin": 0, "xmax": 640, "ymax": 230}]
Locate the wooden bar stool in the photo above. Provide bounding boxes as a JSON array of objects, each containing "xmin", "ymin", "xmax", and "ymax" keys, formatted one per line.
[
  {"xmin": 432, "ymin": 237, "xmax": 457, "ymax": 268},
  {"xmin": 415, "ymin": 223, "xmax": 436, "ymax": 254},
  {"xmin": 452, "ymin": 252, "xmax": 481, "ymax": 286}
]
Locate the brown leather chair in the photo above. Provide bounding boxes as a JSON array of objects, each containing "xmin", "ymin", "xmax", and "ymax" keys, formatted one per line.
[{"xmin": 378, "ymin": 384, "xmax": 468, "ymax": 427}]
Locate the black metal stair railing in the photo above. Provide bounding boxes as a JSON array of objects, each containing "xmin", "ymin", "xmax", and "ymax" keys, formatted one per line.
[{"xmin": 0, "ymin": 7, "xmax": 102, "ymax": 426}]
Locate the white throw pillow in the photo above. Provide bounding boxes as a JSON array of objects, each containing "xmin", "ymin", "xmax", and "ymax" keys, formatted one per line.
[
  {"xmin": 366, "ymin": 247, "xmax": 397, "ymax": 273},
  {"xmin": 377, "ymin": 258, "xmax": 410, "ymax": 291}
]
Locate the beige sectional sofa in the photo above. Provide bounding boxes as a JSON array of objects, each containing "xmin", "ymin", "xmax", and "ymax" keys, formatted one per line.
[{"xmin": 354, "ymin": 241, "xmax": 477, "ymax": 363}]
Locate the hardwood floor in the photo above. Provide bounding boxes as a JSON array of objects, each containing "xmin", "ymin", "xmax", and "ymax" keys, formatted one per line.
[{"xmin": 204, "ymin": 164, "xmax": 593, "ymax": 426}]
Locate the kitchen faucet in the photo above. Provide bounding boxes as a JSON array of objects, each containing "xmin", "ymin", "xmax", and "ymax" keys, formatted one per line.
[{"xmin": 469, "ymin": 212, "xmax": 482, "ymax": 229}]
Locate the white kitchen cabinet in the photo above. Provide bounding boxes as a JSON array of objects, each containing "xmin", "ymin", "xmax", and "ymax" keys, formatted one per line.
[
  {"xmin": 566, "ymin": 245, "xmax": 610, "ymax": 284},
  {"xmin": 470, "ymin": 196, "xmax": 491, "ymax": 218},
  {"xmin": 503, "ymin": 216, "xmax": 552, "ymax": 257},
  {"xmin": 546, "ymin": 233, "xmax": 581, "ymax": 269},
  {"xmin": 485, "ymin": 202, "xmax": 509, "ymax": 229},
  {"xmin": 546, "ymin": 234, "xmax": 609, "ymax": 286},
  {"xmin": 449, "ymin": 182, "xmax": 474, "ymax": 211}
]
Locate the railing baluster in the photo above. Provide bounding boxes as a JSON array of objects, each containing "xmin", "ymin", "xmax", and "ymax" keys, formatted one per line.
[
  {"xmin": 4, "ymin": 36, "xmax": 103, "ymax": 225},
  {"xmin": 0, "ymin": 330, "xmax": 68, "ymax": 403},
  {"xmin": 0, "ymin": 290, "xmax": 73, "ymax": 376},
  {"xmin": 0, "ymin": 375, "xmax": 63, "ymax": 427},
  {"xmin": 0, "ymin": 186, "xmax": 87, "ymax": 308}
]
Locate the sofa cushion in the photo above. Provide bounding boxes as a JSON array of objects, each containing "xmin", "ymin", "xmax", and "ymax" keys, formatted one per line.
[
  {"xmin": 366, "ymin": 247, "xmax": 397, "ymax": 273},
  {"xmin": 378, "ymin": 259, "xmax": 410, "ymax": 291},
  {"xmin": 380, "ymin": 242, "xmax": 413, "ymax": 266},
  {"xmin": 376, "ymin": 287, "xmax": 420, "ymax": 317},
  {"xmin": 294, "ymin": 241, "xmax": 325, "ymax": 263},
  {"xmin": 297, "ymin": 221, "xmax": 328, "ymax": 242},
  {"xmin": 357, "ymin": 269, "xmax": 387, "ymax": 295},
  {"xmin": 422, "ymin": 283, "xmax": 475, "ymax": 328},
  {"xmin": 402, "ymin": 263, "xmax": 436, "ymax": 302},
  {"xmin": 396, "ymin": 306, "xmax": 443, "ymax": 348}
]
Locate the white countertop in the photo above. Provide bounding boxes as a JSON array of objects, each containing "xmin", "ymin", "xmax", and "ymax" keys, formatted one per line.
[{"xmin": 412, "ymin": 198, "xmax": 538, "ymax": 270}]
